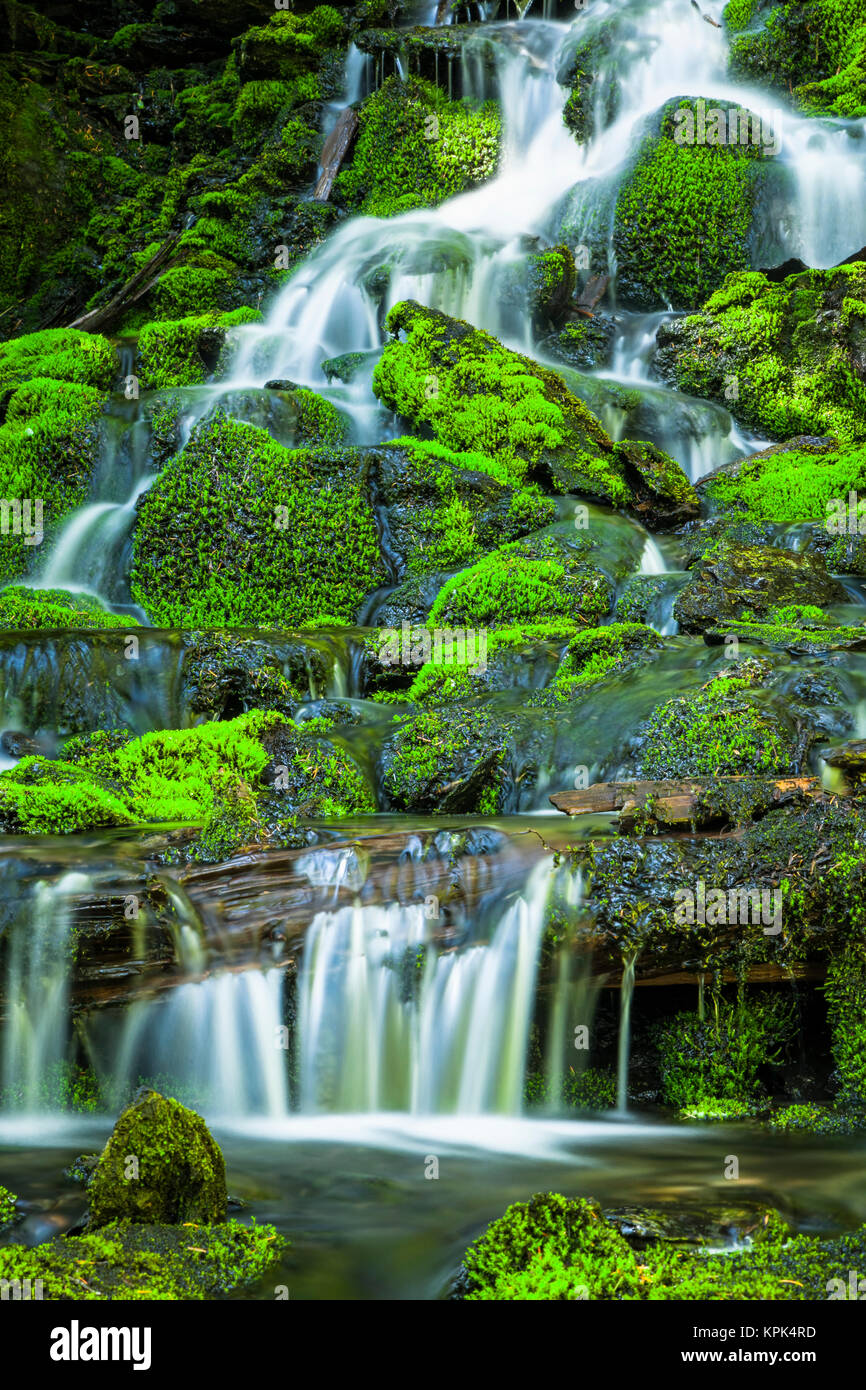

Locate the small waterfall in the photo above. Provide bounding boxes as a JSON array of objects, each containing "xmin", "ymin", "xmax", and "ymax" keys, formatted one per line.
[
  {"xmin": 616, "ymin": 950, "xmax": 638, "ymax": 1114},
  {"xmin": 297, "ymin": 859, "xmax": 553, "ymax": 1114},
  {"xmin": 638, "ymin": 536, "xmax": 668, "ymax": 576},
  {"xmin": 90, "ymin": 968, "xmax": 289, "ymax": 1120},
  {"xmin": 1, "ymin": 873, "xmax": 88, "ymax": 1111}
]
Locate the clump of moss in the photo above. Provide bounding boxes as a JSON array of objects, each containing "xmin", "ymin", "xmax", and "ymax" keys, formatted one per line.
[
  {"xmin": 639, "ymin": 671, "xmax": 799, "ymax": 778},
  {"xmin": 658, "ymin": 265, "xmax": 866, "ymax": 445},
  {"xmin": 0, "ymin": 329, "xmax": 116, "ymax": 394},
  {"xmin": 652, "ymin": 994, "xmax": 795, "ymax": 1111},
  {"xmin": 428, "ymin": 537, "xmax": 613, "ymax": 630},
  {"xmin": 769, "ymin": 1103, "xmax": 866, "ymax": 1134},
  {"xmin": 137, "ymin": 308, "xmax": 262, "ymax": 390},
  {"xmin": 374, "ymin": 300, "xmax": 627, "ymax": 500},
  {"xmin": 0, "ymin": 1217, "xmax": 284, "ymax": 1301},
  {"xmin": 380, "ymin": 705, "xmax": 510, "ymax": 814},
  {"xmin": 87, "ymin": 1090, "xmax": 227, "ymax": 1228},
  {"xmin": 0, "ymin": 1185, "xmax": 16, "ymax": 1227},
  {"xmin": 406, "ymin": 620, "xmax": 578, "ymax": 704},
  {"xmin": 613, "ymin": 98, "xmax": 778, "ymax": 310},
  {"xmin": 824, "ymin": 943, "xmax": 866, "ymax": 1108},
  {"xmin": 132, "ymin": 416, "xmax": 386, "ymax": 627},
  {"xmin": 726, "ymin": 0, "xmax": 866, "ymax": 120},
  {"xmin": 704, "ymin": 441, "xmax": 866, "ymax": 522},
  {"xmin": 0, "ymin": 587, "xmax": 132, "ymax": 631},
  {"xmin": 545, "ymin": 622, "xmax": 663, "ymax": 703},
  {"xmin": 338, "ymin": 74, "xmax": 501, "ymax": 217}
]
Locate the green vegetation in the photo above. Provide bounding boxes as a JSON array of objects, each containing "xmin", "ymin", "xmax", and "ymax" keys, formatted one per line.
[
  {"xmin": 652, "ymin": 994, "xmax": 795, "ymax": 1110},
  {"xmin": 704, "ymin": 441, "xmax": 866, "ymax": 522},
  {"xmin": 0, "ymin": 1185, "xmax": 16, "ymax": 1226},
  {"xmin": 0, "ymin": 587, "xmax": 132, "ymax": 631},
  {"xmin": 726, "ymin": 0, "xmax": 866, "ymax": 119},
  {"xmin": 661, "ymin": 265, "xmax": 866, "ymax": 444},
  {"xmin": 381, "ymin": 705, "xmax": 510, "ymax": 813},
  {"xmin": 137, "ymin": 308, "xmax": 262, "ymax": 390},
  {"xmin": 824, "ymin": 944, "xmax": 866, "ymax": 1107},
  {"xmin": 338, "ymin": 75, "xmax": 501, "ymax": 217},
  {"xmin": 545, "ymin": 622, "xmax": 663, "ymax": 702},
  {"xmin": 640, "ymin": 671, "xmax": 797, "ymax": 778},
  {"xmin": 0, "ymin": 709, "xmax": 374, "ymax": 834},
  {"xmin": 460, "ymin": 1192, "xmax": 866, "ymax": 1299},
  {"xmin": 613, "ymin": 99, "xmax": 774, "ymax": 309},
  {"xmin": 132, "ymin": 416, "xmax": 386, "ymax": 626},
  {"xmin": 428, "ymin": 537, "xmax": 613, "ymax": 629}
]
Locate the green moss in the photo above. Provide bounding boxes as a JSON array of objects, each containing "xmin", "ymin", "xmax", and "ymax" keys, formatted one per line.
[
  {"xmin": 663, "ymin": 265, "xmax": 866, "ymax": 445},
  {"xmin": 0, "ymin": 587, "xmax": 132, "ymax": 631},
  {"xmin": 0, "ymin": 329, "xmax": 116, "ymax": 393},
  {"xmin": 0, "ymin": 1218, "xmax": 284, "ymax": 1300},
  {"xmin": 132, "ymin": 416, "xmax": 385, "ymax": 626},
  {"xmin": 87, "ymin": 1090, "xmax": 227, "ymax": 1228},
  {"xmin": 639, "ymin": 671, "xmax": 799, "ymax": 778},
  {"xmin": 0, "ymin": 1185, "xmax": 16, "ymax": 1227},
  {"xmin": 705, "ymin": 442, "xmax": 866, "ymax": 522},
  {"xmin": 338, "ymin": 75, "xmax": 500, "ymax": 217},
  {"xmin": 769, "ymin": 1102, "xmax": 866, "ymax": 1134},
  {"xmin": 407, "ymin": 620, "xmax": 578, "ymax": 704},
  {"xmin": 652, "ymin": 995, "xmax": 795, "ymax": 1109},
  {"xmin": 137, "ymin": 308, "xmax": 262, "ymax": 390},
  {"xmin": 727, "ymin": 0, "xmax": 866, "ymax": 119},
  {"xmin": 545, "ymin": 622, "xmax": 663, "ymax": 703},
  {"xmin": 374, "ymin": 301, "xmax": 626, "ymax": 501},
  {"xmin": 381, "ymin": 705, "xmax": 509, "ymax": 813},
  {"xmin": 824, "ymin": 943, "xmax": 866, "ymax": 1108},
  {"xmin": 0, "ymin": 709, "xmax": 373, "ymax": 834},
  {"xmin": 460, "ymin": 1193, "xmax": 866, "ymax": 1299},
  {"xmin": 613, "ymin": 99, "xmax": 775, "ymax": 310},
  {"xmin": 428, "ymin": 537, "xmax": 613, "ymax": 629}
]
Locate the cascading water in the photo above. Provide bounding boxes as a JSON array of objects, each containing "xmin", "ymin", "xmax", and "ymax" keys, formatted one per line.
[
  {"xmin": 1, "ymin": 873, "xmax": 88, "ymax": 1112},
  {"xmin": 297, "ymin": 859, "xmax": 555, "ymax": 1114}
]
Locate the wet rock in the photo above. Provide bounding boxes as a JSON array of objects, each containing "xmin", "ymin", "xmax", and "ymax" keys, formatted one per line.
[
  {"xmin": 86, "ymin": 1089, "xmax": 227, "ymax": 1228},
  {"xmin": 539, "ymin": 314, "xmax": 617, "ymax": 371},
  {"xmin": 674, "ymin": 539, "xmax": 846, "ymax": 634}
]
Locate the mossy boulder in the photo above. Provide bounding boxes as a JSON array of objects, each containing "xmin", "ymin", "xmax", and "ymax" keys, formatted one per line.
[
  {"xmin": 0, "ymin": 328, "xmax": 116, "ymax": 395},
  {"xmin": 637, "ymin": 670, "xmax": 804, "ymax": 778},
  {"xmin": 428, "ymin": 536, "xmax": 614, "ymax": 630},
  {"xmin": 653, "ymin": 996, "xmax": 795, "ymax": 1110},
  {"xmin": 698, "ymin": 435, "xmax": 866, "ymax": 523},
  {"xmin": 404, "ymin": 621, "xmax": 580, "ymax": 705},
  {"xmin": 726, "ymin": 0, "xmax": 866, "ymax": 120},
  {"xmin": 379, "ymin": 704, "xmax": 514, "ymax": 813},
  {"xmin": 0, "ymin": 1217, "xmax": 284, "ymax": 1300},
  {"xmin": 612, "ymin": 98, "xmax": 786, "ymax": 310},
  {"xmin": 0, "ymin": 587, "xmax": 131, "ymax": 631},
  {"xmin": 544, "ymin": 622, "xmax": 664, "ymax": 704},
  {"xmin": 371, "ymin": 438, "xmax": 557, "ymax": 577},
  {"xmin": 131, "ymin": 415, "xmax": 387, "ymax": 626},
  {"xmin": 655, "ymin": 265, "xmax": 866, "ymax": 445},
  {"xmin": 337, "ymin": 74, "xmax": 501, "ymax": 217},
  {"xmin": 673, "ymin": 538, "xmax": 846, "ymax": 633},
  {"xmin": 87, "ymin": 1090, "xmax": 227, "ymax": 1228},
  {"xmin": 137, "ymin": 308, "xmax": 262, "ymax": 390},
  {"xmin": 373, "ymin": 301, "xmax": 696, "ymax": 521}
]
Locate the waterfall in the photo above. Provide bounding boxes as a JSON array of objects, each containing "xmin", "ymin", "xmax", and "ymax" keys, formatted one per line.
[
  {"xmin": 88, "ymin": 968, "xmax": 290, "ymax": 1120},
  {"xmin": 616, "ymin": 950, "xmax": 638, "ymax": 1114},
  {"xmin": 297, "ymin": 859, "xmax": 553, "ymax": 1114},
  {"xmin": 1, "ymin": 873, "xmax": 88, "ymax": 1111}
]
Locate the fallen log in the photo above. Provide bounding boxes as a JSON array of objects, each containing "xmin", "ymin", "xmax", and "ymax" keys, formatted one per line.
[
  {"xmin": 313, "ymin": 107, "xmax": 359, "ymax": 200},
  {"xmin": 67, "ymin": 232, "xmax": 183, "ymax": 335},
  {"xmin": 550, "ymin": 775, "xmax": 826, "ymax": 830}
]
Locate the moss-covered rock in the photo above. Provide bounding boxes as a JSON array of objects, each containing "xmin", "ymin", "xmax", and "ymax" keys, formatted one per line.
[
  {"xmin": 656, "ymin": 265, "xmax": 866, "ymax": 445},
  {"xmin": 137, "ymin": 308, "xmax": 262, "ymax": 390},
  {"xmin": 0, "ymin": 587, "xmax": 132, "ymax": 631},
  {"xmin": 673, "ymin": 538, "xmax": 846, "ymax": 633},
  {"xmin": 613, "ymin": 98, "xmax": 784, "ymax": 310},
  {"xmin": 0, "ymin": 709, "xmax": 374, "ymax": 834},
  {"xmin": 653, "ymin": 995, "xmax": 795, "ymax": 1110},
  {"xmin": 0, "ymin": 1215, "xmax": 283, "ymax": 1300},
  {"xmin": 87, "ymin": 1089, "xmax": 227, "ymax": 1228},
  {"xmin": 131, "ymin": 415, "xmax": 387, "ymax": 626},
  {"xmin": 379, "ymin": 704, "xmax": 513, "ymax": 813},
  {"xmin": 373, "ymin": 301, "xmax": 696, "ymax": 522},
  {"xmin": 427, "ymin": 535, "xmax": 614, "ymax": 630},
  {"xmin": 337, "ymin": 74, "xmax": 500, "ymax": 217},
  {"xmin": 725, "ymin": 0, "xmax": 866, "ymax": 119},
  {"xmin": 544, "ymin": 622, "xmax": 664, "ymax": 704}
]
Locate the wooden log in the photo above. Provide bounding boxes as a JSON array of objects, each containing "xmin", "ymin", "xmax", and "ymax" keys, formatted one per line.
[
  {"xmin": 574, "ymin": 272, "xmax": 608, "ymax": 314},
  {"xmin": 550, "ymin": 776, "xmax": 825, "ymax": 830},
  {"xmin": 313, "ymin": 107, "xmax": 359, "ymax": 201},
  {"xmin": 67, "ymin": 232, "xmax": 183, "ymax": 335}
]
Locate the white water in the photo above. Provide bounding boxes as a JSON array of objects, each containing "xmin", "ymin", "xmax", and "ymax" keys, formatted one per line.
[
  {"xmin": 1, "ymin": 873, "xmax": 88, "ymax": 1111},
  {"xmin": 297, "ymin": 858, "xmax": 554, "ymax": 1114}
]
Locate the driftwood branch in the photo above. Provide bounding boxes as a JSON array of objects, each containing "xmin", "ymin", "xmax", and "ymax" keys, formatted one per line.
[
  {"xmin": 550, "ymin": 776, "xmax": 825, "ymax": 830},
  {"xmin": 67, "ymin": 231, "xmax": 183, "ymax": 334},
  {"xmin": 313, "ymin": 107, "xmax": 359, "ymax": 201}
]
